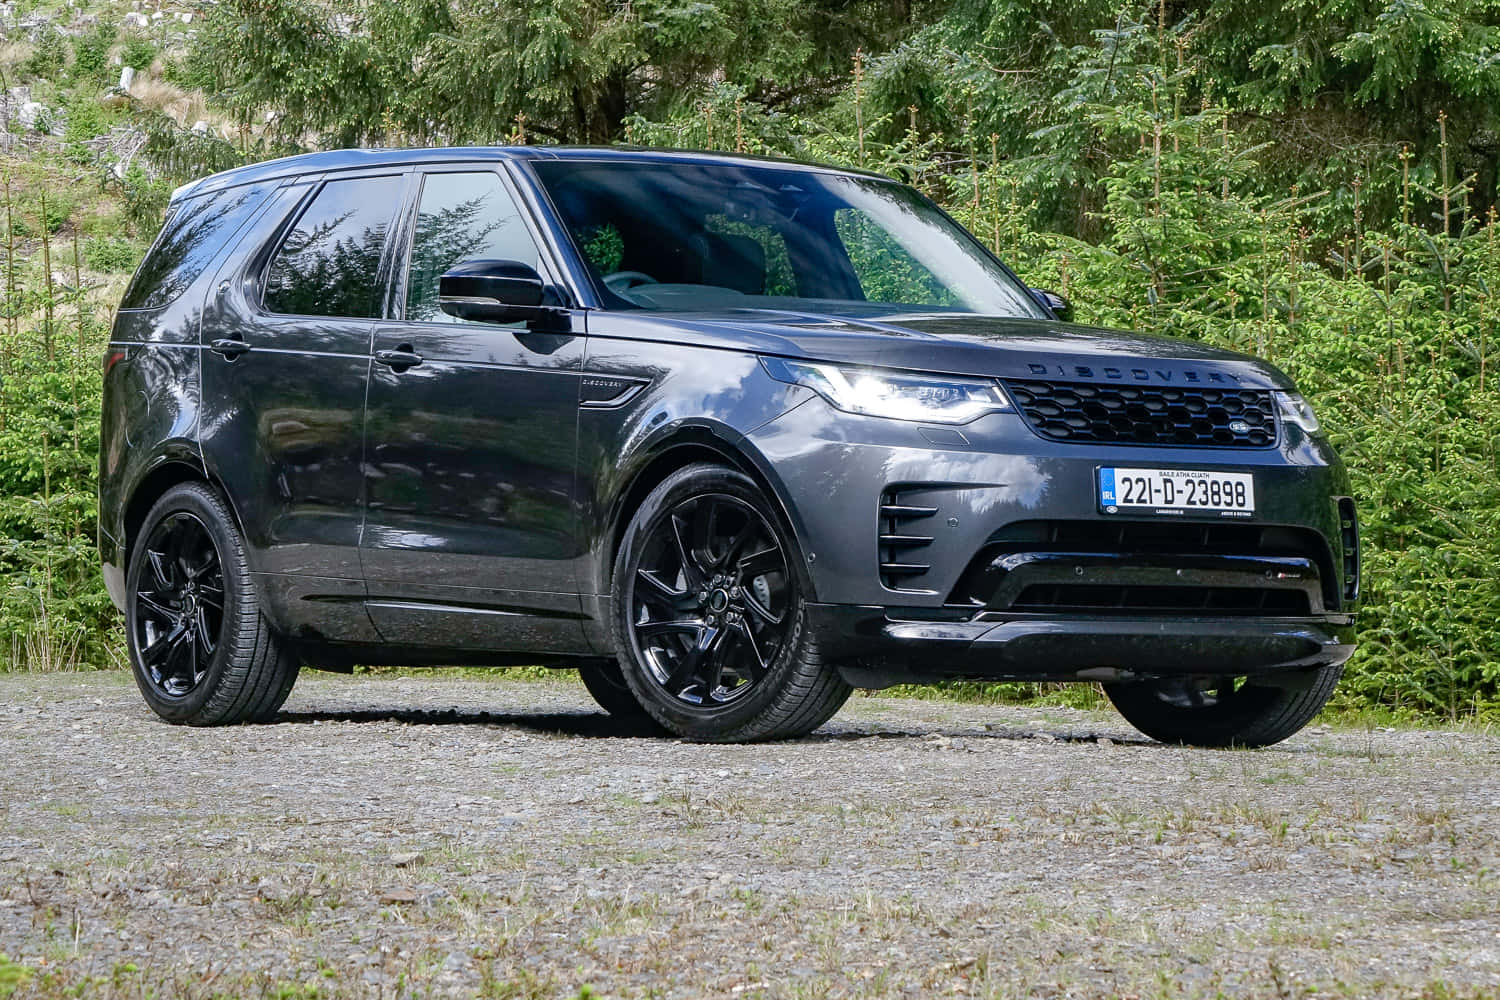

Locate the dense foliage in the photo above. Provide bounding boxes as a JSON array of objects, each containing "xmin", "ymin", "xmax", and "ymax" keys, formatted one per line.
[{"xmin": 4, "ymin": 0, "xmax": 1500, "ymax": 718}]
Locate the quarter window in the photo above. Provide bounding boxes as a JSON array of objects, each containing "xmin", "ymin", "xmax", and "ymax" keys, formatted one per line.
[
  {"xmin": 405, "ymin": 171, "xmax": 541, "ymax": 323},
  {"xmin": 262, "ymin": 176, "xmax": 402, "ymax": 318},
  {"xmin": 120, "ymin": 181, "xmax": 274, "ymax": 311}
]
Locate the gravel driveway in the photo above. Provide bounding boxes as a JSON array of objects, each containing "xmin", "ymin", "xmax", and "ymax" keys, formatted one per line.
[{"xmin": 1, "ymin": 670, "xmax": 1497, "ymax": 999}]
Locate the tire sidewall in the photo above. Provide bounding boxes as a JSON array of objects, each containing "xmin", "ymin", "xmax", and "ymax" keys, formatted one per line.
[
  {"xmin": 1104, "ymin": 668, "xmax": 1341, "ymax": 748},
  {"xmin": 610, "ymin": 463, "xmax": 814, "ymax": 739},
  {"xmin": 125, "ymin": 484, "xmax": 244, "ymax": 723}
]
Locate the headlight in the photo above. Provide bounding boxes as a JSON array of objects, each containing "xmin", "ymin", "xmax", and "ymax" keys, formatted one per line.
[
  {"xmin": 762, "ymin": 358, "xmax": 1013, "ymax": 425},
  {"xmin": 1274, "ymin": 391, "xmax": 1321, "ymax": 436}
]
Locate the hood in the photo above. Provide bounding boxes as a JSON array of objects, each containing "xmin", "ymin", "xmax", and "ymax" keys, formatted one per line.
[{"xmin": 603, "ymin": 308, "xmax": 1294, "ymax": 390}]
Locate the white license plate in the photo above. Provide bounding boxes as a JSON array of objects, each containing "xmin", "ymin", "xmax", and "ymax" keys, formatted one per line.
[{"xmin": 1098, "ymin": 467, "xmax": 1255, "ymax": 517}]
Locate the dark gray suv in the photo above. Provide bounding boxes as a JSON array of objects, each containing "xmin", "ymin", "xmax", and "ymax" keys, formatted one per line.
[{"xmin": 99, "ymin": 147, "xmax": 1358, "ymax": 745}]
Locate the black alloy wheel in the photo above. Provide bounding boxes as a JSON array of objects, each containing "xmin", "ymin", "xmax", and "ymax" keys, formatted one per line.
[
  {"xmin": 133, "ymin": 511, "xmax": 225, "ymax": 698},
  {"xmin": 611, "ymin": 463, "xmax": 851, "ymax": 742},
  {"xmin": 126, "ymin": 482, "xmax": 300, "ymax": 725},
  {"xmin": 629, "ymin": 492, "xmax": 791, "ymax": 706}
]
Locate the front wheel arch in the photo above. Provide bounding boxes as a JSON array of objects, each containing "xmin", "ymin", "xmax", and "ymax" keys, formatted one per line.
[{"xmin": 601, "ymin": 432, "xmax": 816, "ymax": 603}]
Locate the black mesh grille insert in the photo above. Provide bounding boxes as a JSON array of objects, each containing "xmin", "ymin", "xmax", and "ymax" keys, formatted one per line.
[
  {"xmin": 1011, "ymin": 584, "xmax": 1310, "ymax": 616},
  {"xmin": 1002, "ymin": 379, "xmax": 1278, "ymax": 447}
]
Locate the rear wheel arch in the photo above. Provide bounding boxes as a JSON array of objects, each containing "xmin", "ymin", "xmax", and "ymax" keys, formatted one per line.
[{"xmin": 123, "ymin": 459, "xmax": 241, "ymax": 567}]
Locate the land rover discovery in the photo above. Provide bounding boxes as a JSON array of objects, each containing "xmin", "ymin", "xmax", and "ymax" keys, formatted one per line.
[{"xmin": 99, "ymin": 147, "xmax": 1358, "ymax": 745}]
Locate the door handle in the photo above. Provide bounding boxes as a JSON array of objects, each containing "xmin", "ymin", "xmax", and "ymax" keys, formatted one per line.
[
  {"xmin": 375, "ymin": 346, "xmax": 423, "ymax": 371},
  {"xmin": 209, "ymin": 338, "xmax": 251, "ymax": 359}
]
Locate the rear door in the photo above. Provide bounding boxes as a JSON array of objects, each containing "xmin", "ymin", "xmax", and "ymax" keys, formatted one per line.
[
  {"xmin": 198, "ymin": 170, "xmax": 407, "ymax": 642},
  {"xmin": 360, "ymin": 164, "xmax": 588, "ymax": 652}
]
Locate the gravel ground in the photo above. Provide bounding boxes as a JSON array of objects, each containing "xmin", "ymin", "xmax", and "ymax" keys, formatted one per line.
[{"xmin": 1, "ymin": 670, "xmax": 1497, "ymax": 999}]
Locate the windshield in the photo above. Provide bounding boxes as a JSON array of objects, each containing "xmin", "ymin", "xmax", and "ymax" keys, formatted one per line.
[{"xmin": 530, "ymin": 160, "xmax": 1045, "ymax": 318}]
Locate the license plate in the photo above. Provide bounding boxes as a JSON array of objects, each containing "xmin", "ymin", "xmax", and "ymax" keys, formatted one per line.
[{"xmin": 1098, "ymin": 467, "xmax": 1255, "ymax": 517}]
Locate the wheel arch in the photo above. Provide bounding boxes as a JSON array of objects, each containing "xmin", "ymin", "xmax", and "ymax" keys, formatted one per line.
[
  {"xmin": 121, "ymin": 455, "xmax": 242, "ymax": 568},
  {"xmin": 598, "ymin": 426, "xmax": 817, "ymax": 603}
]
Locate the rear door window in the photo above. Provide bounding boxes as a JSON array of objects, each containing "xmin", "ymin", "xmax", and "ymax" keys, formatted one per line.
[
  {"xmin": 262, "ymin": 175, "xmax": 403, "ymax": 318},
  {"xmin": 403, "ymin": 170, "xmax": 541, "ymax": 323},
  {"xmin": 119, "ymin": 181, "xmax": 274, "ymax": 311}
]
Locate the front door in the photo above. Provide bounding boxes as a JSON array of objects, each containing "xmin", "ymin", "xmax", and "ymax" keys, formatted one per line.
[
  {"xmin": 360, "ymin": 166, "xmax": 587, "ymax": 652},
  {"xmin": 199, "ymin": 172, "xmax": 406, "ymax": 643}
]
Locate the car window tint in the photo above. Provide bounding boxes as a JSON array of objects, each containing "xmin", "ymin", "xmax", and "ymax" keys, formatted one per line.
[
  {"xmin": 119, "ymin": 181, "xmax": 274, "ymax": 311},
  {"xmin": 702, "ymin": 215, "xmax": 797, "ymax": 296},
  {"xmin": 262, "ymin": 175, "xmax": 402, "ymax": 318},
  {"xmin": 834, "ymin": 208, "xmax": 959, "ymax": 307},
  {"xmin": 405, "ymin": 171, "xmax": 541, "ymax": 323}
]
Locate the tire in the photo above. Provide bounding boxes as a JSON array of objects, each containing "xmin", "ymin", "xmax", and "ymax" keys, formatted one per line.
[
  {"xmin": 1103, "ymin": 665, "xmax": 1343, "ymax": 748},
  {"xmin": 609, "ymin": 462, "xmax": 851, "ymax": 742},
  {"xmin": 577, "ymin": 658, "xmax": 664, "ymax": 729},
  {"xmin": 125, "ymin": 481, "xmax": 299, "ymax": 726}
]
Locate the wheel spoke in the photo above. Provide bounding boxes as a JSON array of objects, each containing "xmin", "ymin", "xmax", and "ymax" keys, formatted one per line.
[
  {"xmin": 136, "ymin": 592, "xmax": 178, "ymax": 621},
  {"xmin": 194, "ymin": 607, "xmax": 217, "ymax": 655},
  {"xmin": 737, "ymin": 545, "xmax": 782, "ymax": 580},
  {"xmin": 142, "ymin": 621, "xmax": 187, "ymax": 667},
  {"xmin": 146, "ymin": 550, "xmax": 173, "ymax": 591},
  {"xmin": 690, "ymin": 497, "xmax": 718, "ymax": 566},
  {"xmin": 718, "ymin": 519, "xmax": 757, "ymax": 571},
  {"xmin": 670, "ymin": 513, "xmax": 708, "ymax": 590},
  {"xmin": 164, "ymin": 517, "xmax": 191, "ymax": 580},
  {"xmin": 638, "ymin": 619, "xmax": 705, "ymax": 640},
  {"xmin": 187, "ymin": 546, "xmax": 219, "ymax": 583},
  {"xmin": 664, "ymin": 625, "xmax": 721, "ymax": 695},
  {"xmin": 742, "ymin": 591, "xmax": 783, "ymax": 627},
  {"xmin": 732, "ymin": 619, "xmax": 766, "ymax": 677},
  {"xmin": 636, "ymin": 569, "xmax": 691, "ymax": 612},
  {"xmin": 700, "ymin": 632, "xmax": 727, "ymax": 693}
]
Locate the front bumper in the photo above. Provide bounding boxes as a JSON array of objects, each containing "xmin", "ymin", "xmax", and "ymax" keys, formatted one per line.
[
  {"xmin": 807, "ymin": 602, "xmax": 1356, "ymax": 686},
  {"xmin": 747, "ymin": 397, "xmax": 1357, "ymax": 683},
  {"xmin": 748, "ymin": 398, "xmax": 1355, "ymax": 611}
]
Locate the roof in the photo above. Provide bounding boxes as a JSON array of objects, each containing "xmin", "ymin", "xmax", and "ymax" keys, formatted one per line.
[{"xmin": 171, "ymin": 145, "xmax": 889, "ymax": 202}]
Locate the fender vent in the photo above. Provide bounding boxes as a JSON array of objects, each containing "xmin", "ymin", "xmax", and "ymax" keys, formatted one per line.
[
  {"xmin": 1338, "ymin": 497, "xmax": 1360, "ymax": 605},
  {"xmin": 879, "ymin": 489, "xmax": 936, "ymax": 590}
]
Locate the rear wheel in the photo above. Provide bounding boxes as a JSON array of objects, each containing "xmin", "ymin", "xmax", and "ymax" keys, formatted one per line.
[
  {"xmin": 578, "ymin": 659, "xmax": 663, "ymax": 729},
  {"xmin": 126, "ymin": 482, "xmax": 299, "ymax": 726},
  {"xmin": 1104, "ymin": 666, "xmax": 1343, "ymax": 748},
  {"xmin": 610, "ymin": 463, "xmax": 851, "ymax": 742}
]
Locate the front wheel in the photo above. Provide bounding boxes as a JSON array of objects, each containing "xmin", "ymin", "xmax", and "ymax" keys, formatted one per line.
[
  {"xmin": 1104, "ymin": 666, "xmax": 1343, "ymax": 748},
  {"xmin": 610, "ymin": 463, "xmax": 851, "ymax": 742}
]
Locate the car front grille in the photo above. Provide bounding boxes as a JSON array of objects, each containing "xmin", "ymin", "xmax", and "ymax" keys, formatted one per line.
[{"xmin": 1001, "ymin": 379, "xmax": 1278, "ymax": 448}]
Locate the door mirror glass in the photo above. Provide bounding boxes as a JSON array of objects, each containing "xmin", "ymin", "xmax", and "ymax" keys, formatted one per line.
[
  {"xmin": 439, "ymin": 259, "xmax": 547, "ymax": 322},
  {"xmin": 1030, "ymin": 287, "xmax": 1073, "ymax": 323}
]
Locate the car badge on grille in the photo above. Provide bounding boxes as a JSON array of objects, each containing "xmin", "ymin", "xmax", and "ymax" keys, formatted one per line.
[{"xmin": 1229, "ymin": 419, "xmax": 1251, "ymax": 434}]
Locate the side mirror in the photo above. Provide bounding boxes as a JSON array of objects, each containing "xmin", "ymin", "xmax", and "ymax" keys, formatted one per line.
[
  {"xmin": 1030, "ymin": 287, "xmax": 1073, "ymax": 323},
  {"xmin": 439, "ymin": 259, "xmax": 550, "ymax": 323}
]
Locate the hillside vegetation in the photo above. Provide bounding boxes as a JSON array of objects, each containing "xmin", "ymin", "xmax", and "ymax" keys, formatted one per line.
[{"xmin": 2, "ymin": 0, "xmax": 1499, "ymax": 719}]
